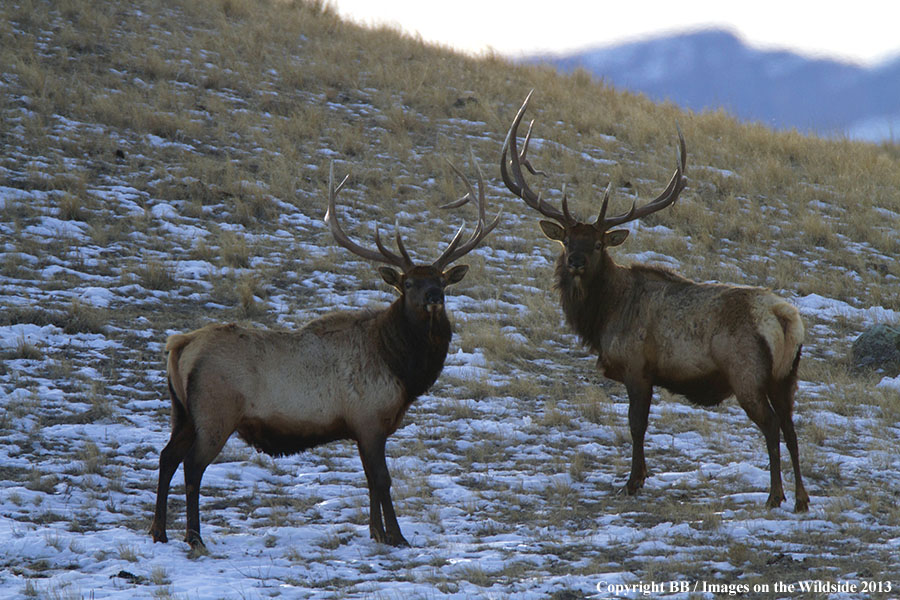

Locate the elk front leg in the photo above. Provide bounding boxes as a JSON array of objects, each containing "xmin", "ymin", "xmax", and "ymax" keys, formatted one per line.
[
  {"xmin": 624, "ymin": 379, "xmax": 653, "ymax": 495},
  {"xmin": 358, "ymin": 436, "xmax": 409, "ymax": 547}
]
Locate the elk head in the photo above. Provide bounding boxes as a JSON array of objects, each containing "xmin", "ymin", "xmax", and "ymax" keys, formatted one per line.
[
  {"xmin": 500, "ymin": 90, "xmax": 687, "ymax": 282},
  {"xmin": 325, "ymin": 159, "xmax": 500, "ymax": 321}
]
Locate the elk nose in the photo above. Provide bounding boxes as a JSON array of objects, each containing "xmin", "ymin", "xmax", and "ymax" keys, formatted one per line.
[
  {"xmin": 567, "ymin": 254, "xmax": 586, "ymax": 271},
  {"xmin": 424, "ymin": 289, "xmax": 444, "ymax": 306}
]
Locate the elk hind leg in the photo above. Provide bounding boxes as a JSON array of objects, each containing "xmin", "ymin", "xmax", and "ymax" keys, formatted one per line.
[
  {"xmin": 150, "ymin": 381, "xmax": 196, "ymax": 543},
  {"xmin": 768, "ymin": 353, "xmax": 809, "ymax": 512},
  {"xmin": 735, "ymin": 383, "xmax": 785, "ymax": 509},
  {"xmin": 182, "ymin": 418, "xmax": 233, "ymax": 551}
]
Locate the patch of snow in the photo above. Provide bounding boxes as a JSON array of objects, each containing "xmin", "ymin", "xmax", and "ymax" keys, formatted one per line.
[
  {"xmin": 77, "ymin": 286, "xmax": 116, "ymax": 308},
  {"xmin": 876, "ymin": 375, "xmax": 900, "ymax": 392},
  {"xmin": 795, "ymin": 293, "xmax": 900, "ymax": 326}
]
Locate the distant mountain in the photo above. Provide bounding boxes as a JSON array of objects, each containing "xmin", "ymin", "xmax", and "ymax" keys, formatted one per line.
[{"xmin": 533, "ymin": 29, "xmax": 900, "ymax": 142}]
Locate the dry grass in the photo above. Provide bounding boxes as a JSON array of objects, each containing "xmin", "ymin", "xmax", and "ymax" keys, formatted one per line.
[
  {"xmin": 7, "ymin": 0, "xmax": 896, "ymax": 314},
  {"xmin": 2, "ymin": 0, "xmax": 900, "ymax": 594},
  {"xmin": 138, "ymin": 260, "xmax": 177, "ymax": 291}
]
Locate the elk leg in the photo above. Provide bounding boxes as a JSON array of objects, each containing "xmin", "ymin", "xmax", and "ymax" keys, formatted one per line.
[
  {"xmin": 776, "ymin": 410, "xmax": 808, "ymax": 512},
  {"xmin": 736, "ymin": 388, "xmax": 785, "ymax": 509},
  {"xmin": 182, "ymin": 449, "xmax": 211, "ymax": 550},
  {"xmin": 150, "ymin": 385, "xmax": 196, "ymax": 543},
  {"xmin": 768, "ymin": 378, "xmax": 809, "ymax": 512},
  {"xmin": 624, "ymin": 379, "xmax": 653, "ymax": 495},
  {"xmin": 357, "ymin": 438, "xmax": 386, "ymax": 543},
  {"xmin": 358, "ymin": 436, "xmax": 408, "ymax": 547},
  {"xmin": 181, "ymin": 425, "xmax": 231, "ymax": 551},
  {"xmin": 150, "ymin": 414, "xmax": 195, "ymax": 542}
]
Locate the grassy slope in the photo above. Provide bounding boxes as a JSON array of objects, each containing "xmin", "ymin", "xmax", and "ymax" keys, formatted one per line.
[{"xmin": 2, "ymin": 0, "xmax": 900, "ymax": 597}]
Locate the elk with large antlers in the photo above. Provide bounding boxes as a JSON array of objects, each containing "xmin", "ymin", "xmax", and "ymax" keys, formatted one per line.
[
  {"xmin": 149, "ymin": 159, "xmax": 499, "ymax": 549},
  {"xmin": 499, "ymin": 91, "xmax": 808, "ymax": 512}
]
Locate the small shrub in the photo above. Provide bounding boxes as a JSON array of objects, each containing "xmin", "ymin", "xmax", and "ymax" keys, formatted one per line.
[
  {"xmin": 63, "ymin": 300, "xmax": 106, "ymax": 334},
  {"xmin": 220, "ymin": 231, "xmax": 250, "ymax": 268},
  {"xmin": 139, "ymin": 260, "xmax": 177, "ymax": 291},
  {"xmin": 15, "ymin": 337, "xmax": 43, "ymax": 360}
]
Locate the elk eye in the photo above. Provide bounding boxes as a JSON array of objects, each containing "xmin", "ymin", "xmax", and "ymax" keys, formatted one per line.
[
  {"xmin": 594, "ymin": 241, "xmax": 603, "ymax": 250},
  {"xmin": 404, "ymin": 280, "xmax": 413, "ymax": 290}
]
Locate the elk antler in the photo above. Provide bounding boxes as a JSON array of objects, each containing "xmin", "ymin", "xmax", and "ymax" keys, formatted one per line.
[
  {"xmin": 501, "ymin": 90, "xmax": 688, "ymax": 232},
  {"xmin": 500, "ymin": 89, "xmax": 575, "ymax": 227},
  {"xmin": 434, "ymin": 152, "xmax": 501, "ymax": 270},
  {"xmin": 325, "ymin": 160, "xmax": 499, "ymax": 272},
  {"xmin": 325, "ymin": 163, "xmax": 414, "ymax": 271},
  {"xmin": 596, "ymin": 123, "xmax": 687, "ymax": 230}
]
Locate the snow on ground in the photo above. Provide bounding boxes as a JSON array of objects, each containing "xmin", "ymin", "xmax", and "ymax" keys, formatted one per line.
[
  {"xmin": 2, "ymin": 3, "xmax": 900, "ymax": 599},
  {"xmin": 3, "ymin": 154, "xmax": 898, "ymax": 598}
]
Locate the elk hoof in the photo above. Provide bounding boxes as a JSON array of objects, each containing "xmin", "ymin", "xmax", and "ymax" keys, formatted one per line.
[
  {"xmin": 765, "ymin": 493, "xmax": 785, "ymax": 509},
  {"xmin": 185, "ymin": 531, "xmax": 208, "ymax": 554},
  {"xmin": 149, "ymin": 523, "xmax": 167, "ymax": 543},
  {"xmin": 386, "ymin": 531, "xmax": 410, "ymax": 547},
  {"xmin": 624, "ymin": 478, "xmax": 645, "ymax": 495},
  {"xmin": 794, "ymin": 498, "xmax": 810, "ymax": 513},
  {"xmin": 371, "ymin": 527, "xmax": 409, "ymax": 547}
]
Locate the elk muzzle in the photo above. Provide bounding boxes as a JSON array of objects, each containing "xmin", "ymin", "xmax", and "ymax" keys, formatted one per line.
[
  {"xmin": 424, "ymin": 288, "xmax": 445, "ymax": 313},
  {"xmin": 566, "ymin": 252, "xmax": 587, "ymax": 275}
]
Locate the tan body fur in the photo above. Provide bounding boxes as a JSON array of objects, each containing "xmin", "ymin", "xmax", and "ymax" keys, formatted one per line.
[
  {"xmin": 165, "ymin": 317, "xmax": 407, "ymax": 456},
  {"xmin": 590, "ymin": 263, "xmax": 804, "ymax": 397}
]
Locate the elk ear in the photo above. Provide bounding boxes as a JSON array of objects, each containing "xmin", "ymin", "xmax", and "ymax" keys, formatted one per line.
[
  {"xmin": 604, "ymin": 229, "xmax": 629, "ymax": 247},
  {"xmin": 442, "ymin": 264, "xmax": 469, "ymax": 286},
  {"xmin": 539, "ymin": 220, "xmax": 566, "ymax": 242},
  {"xmin": 378, "ymin": 267, "xmax": 403, "ymax": 292}
]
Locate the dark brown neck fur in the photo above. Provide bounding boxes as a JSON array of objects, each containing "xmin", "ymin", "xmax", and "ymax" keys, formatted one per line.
[
  {"xmin": 556, "ymin": 251, "xmax": 695, "ymax": 354},
  {"xmin": 376, "ymin": 299, "xmax": 452, "ymax": 401},
  {"xmin": 556, "ymin": 252, "xmax": 618, "ymax": 353}
]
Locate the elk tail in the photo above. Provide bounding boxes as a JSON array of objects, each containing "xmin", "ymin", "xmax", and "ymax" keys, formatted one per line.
[
  {"xmin": 770, "ymin": 302, "xmax": 804, "ymax": 381},
  {"xmin": 165, "ymin": 332, "xmax": 194, "ymax": 410}
]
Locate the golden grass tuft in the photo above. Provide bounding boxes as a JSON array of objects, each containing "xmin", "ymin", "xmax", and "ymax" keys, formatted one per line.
[
  {"xmin": 138, "ymin": 260, "xmax": 177, "ymax": 291},
  {"xmin": 219, "ymin": 231, "xmax": 251, "ymax": 268}
]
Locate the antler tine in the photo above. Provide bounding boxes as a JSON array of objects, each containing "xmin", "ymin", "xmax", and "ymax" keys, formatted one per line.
[
  {"xmin": 440, "ymin": 148, "xmax": 490, "ymax": 212},
  {"xmin": 393, "ymin": 224, "xmax": 413, "ymax": 267},
  {"xmin": 434, "ymin": 154, "xmax": 501, "ymax": 270},
  {"xmin": 520, "ymin": 118, "xmax": 546, "ymax": 177},
  {"xmin": 500, "ymin": 90, "xmax": 571, "ymax": 226},
  {"xmin": 596, "ymin": 124, "xmax": 688, "ymax": 230},
  {"xmin": 325, "ymin": 162, "xmax": 412, "ymax": 270},
  {"xmin": 373, "ymin": 222, "xmax": 414, "ymax": 271},
  {"xmin": 561, "ymin": 184, "xmax": 574, "ymax": 224},
  {"xmin": 595, "ymin": 183, "xmax": 612, "ymax": 224},
  {"xmin": 438, "ymin": 193, "xmax": 472, "ymax": 210}
]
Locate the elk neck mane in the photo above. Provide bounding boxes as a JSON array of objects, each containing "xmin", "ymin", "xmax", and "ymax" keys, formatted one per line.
[
  {"xmin": 375, "ymin": 298, "xmax": 452, "ymax": 402},
  {"xmin": 554, "ymin": 252, "xmax": 690, "ymax": 352}
]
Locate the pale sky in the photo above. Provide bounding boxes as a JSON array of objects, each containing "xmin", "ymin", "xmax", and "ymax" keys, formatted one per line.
[{"xmin": 329, "ymin": 1, "xmax": 899, "ymax": 66}]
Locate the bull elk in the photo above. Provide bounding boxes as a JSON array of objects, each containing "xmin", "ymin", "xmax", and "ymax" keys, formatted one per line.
[
  {"xmin": 149, "ymin": 159, "xmax": 499, "ymax": 549},
  {"xmin": 498, "ymin": 91, "xmax": 808, "ymax": 512}
]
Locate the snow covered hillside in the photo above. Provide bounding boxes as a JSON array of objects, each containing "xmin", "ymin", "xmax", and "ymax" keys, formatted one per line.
[{"xmin": 2, "ymin": 1, "xmax": 899, "ymax": 599}]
